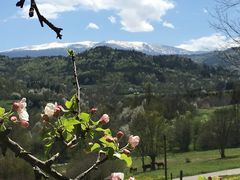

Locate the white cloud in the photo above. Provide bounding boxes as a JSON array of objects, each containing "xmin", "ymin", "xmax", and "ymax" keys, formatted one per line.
[
  {"xmin": 19, "ymin": 0, "xmax": 175, "ymax": 32},
  {"xmin": 176, "ymin": 33, "xmax": 239, "ymax": 52},
  {"xmin": 86, "ymin": 22, "xmax": 100, "ymax": 30},
  {"xmin": 163, "ymin": 21, "xmax": 175, "ymax": 29},
  {"xmin": 20, "ymin": 3, "xmax": 76, "ymax": 19},
  {"xmin": 108, "ymin": 16, "xmax": 116, "ymax": 24}
]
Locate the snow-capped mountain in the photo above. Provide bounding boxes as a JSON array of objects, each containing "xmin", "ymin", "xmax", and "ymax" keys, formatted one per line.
[{"xmin": 0, "ymin": 40, "xmax": 195, "ymax": 57}]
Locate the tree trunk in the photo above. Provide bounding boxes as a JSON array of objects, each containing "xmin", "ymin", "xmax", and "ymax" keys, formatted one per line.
[
  {"xmin": 220, "ymin": 147, "xmax": 226, "ymax": 158},
  {"xmin": 150, "ymin": 155, "xmax": 156, "ymax": 170},
  {"xmin": 141, "ymin": 155, "xmax": 145, "ymax": 172}
]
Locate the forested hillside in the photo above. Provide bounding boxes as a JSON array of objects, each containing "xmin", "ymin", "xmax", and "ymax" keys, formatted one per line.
[{"xmin": 0, "ymin": 46, "xmax": 238, "ymax": 99}]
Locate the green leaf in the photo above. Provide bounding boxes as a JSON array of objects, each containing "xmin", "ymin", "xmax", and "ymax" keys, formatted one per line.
[
  {"xmin": 79, "ymin": 113, "xmax": 90, "ymax": 123},
  {"xmin": 67, "ymin": 49, "xmax": 75, "ymax": 57},
  {"xmin": 90, "ymin": 143, "xmax": 100, "ymax": 152},
  {"xmin": 0, "ymin": 107, "xmax": 5, "ymax": 116},
  {"xmin": 65, "ymin": 100, "xmax": 72, "ymax": 109},
  {"xmin": 90, "ymin": 120, "xmax": 99, "ymax": 126},
  {"xmin": 120, "ymin": 153, "xmax": 132, "ymax": 167},
  {"xmin": 44, "ymin": 140, "xmax": 54, "ymax": 155},
  {"xmin": 63, "ymin": 130, "xmax": 73, "ymax": 142},
  {"xmin": 0, "ymin": 125, "xmax": 6, "ymax": 132},
  {"xmin": 61, "ymin": 118, "xmax": 80, "ymax": 133},
  {"xmin": 65, "ymin": 95, "xmax": 78, "ymax": 110},
  {"xmin": 113, "ymin": 152, "xmax": 121, "ymax": 159},
  {"xmin": 95, "ymin": 128, "xmax": 112, "ymax": 135},
  {"xmin": 99, "ymin": 137, "xmax": 117, "ymax": 150},
  {"xmin": 81, "ymin": 124, "xmax": 86, "ymax": 131}
]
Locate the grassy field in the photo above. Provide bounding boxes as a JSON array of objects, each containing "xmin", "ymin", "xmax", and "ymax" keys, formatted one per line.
[
  {"xmin": 125, "ymin": 148, "xmax": 240, "ymax": 180},
  {"xmin": 223, "ymin": 175, "xmax": 240, "ymax": 180}
]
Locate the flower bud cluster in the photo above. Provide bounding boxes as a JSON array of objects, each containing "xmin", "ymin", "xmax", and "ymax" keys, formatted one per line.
[
  {"xmin": 41, "ymin": 102, "xmax": 63, "ymax": 123},
  {"xmin": 11, "ymin": 98, "xmax": 29, "ymax": 128}
]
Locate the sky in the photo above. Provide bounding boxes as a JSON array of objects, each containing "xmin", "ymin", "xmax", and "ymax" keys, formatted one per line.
[{"xmin": 0, "ymin": 0, "xmax": 232, "ymax": 52}]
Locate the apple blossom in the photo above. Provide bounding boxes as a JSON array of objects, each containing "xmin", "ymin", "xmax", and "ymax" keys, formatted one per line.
[
  {"xmin": 12, "ymin": 98, "xmax": 29, "ymax": 123},
  {"xmin": 99, "ymin": 114, "xmax": 110, "ymax": 124},
  {"xmin": 110, "ymin": 172, "xmax": 124, "ymax": 180},
  {"xmin": 18, "ymin": 109, "xmax": 29, "ymax": 122},
  {"xmin": 44, "ymin": 102, "xmax": 62, "ymax": 118},
  {"xmin": 128, "ymin": 135, "xmax": 140, "ymax": 149}
]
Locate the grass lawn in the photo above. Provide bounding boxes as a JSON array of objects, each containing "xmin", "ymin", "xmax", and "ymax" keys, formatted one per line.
[
  {"xmin": 125, "ymin": 148, "xmax": 240, "ymax": 180},
  {"xmin": 223, "ymin": 175, "xmax": 240, "ymax": 180}
]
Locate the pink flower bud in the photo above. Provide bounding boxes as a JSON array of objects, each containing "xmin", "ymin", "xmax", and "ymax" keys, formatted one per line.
[
  {"xmin": 20, "ymin": 120, "xmax": 29, "ymax": 128},
  {"xmin": 128, "ymin": 135, "xmax": 140, "ymax": 149},
  {"xmin": 123, "ymin": 149, "xmax": 131, "ymax": 156},
  {"xmin": 90, "ymin": 107, "xmax": 98, "ymax": 113},
  {"xmin": 105, "ymin": 135, "xmax": 115, "ymax": 143},
  {"xmin": 99, "ymin": 114, "xmax": 109, "ymax": 124},
  {"xmin": 54, "ymin": 106, "xmax": 61, "ymax": 117},
  {"xmin": 129, "ymin": 177, "xmax": 135, "ymax": 180},
  {"xmin": 12, "ymin": 102, "xmax": 20, "ymax": 112},
  {"xmin": 10, "ymin": 116, "xmax": 18, "ymax": 122},
  {"xmin": 13, "ymin": 98, "xmax": 27, "ymax": 112},
  {"xmin": 41, "ymin": 114, "xmax": 49, "ymax": 123},
  {"xmin": 116, "ymin": 131, "xmax": 124, "ymax": 139}
]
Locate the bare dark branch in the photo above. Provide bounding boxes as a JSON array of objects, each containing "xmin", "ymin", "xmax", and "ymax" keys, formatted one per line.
[
  {"xmin": 33, "ymin": 166, "xmax": 49, "ymax": 180},
  {"xmin": 74, "ymin": 156, "xmax": 108, "ymax": 180},
  {"xmin": 16, "ymin": 0, "xmax": 25, "ymax": 8},
  {"xmin": 16, "ymin": 0, "xmax": 63, "ymax": 39},
  {"xmin": 0, "ymin": 131, "xmax": 70, "ymax": 180}
]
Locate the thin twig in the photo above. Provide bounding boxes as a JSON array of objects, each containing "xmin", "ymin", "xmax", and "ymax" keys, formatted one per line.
[{"xmin": 71, "ymin": 54, "xmax": 81, "ymax": 114}]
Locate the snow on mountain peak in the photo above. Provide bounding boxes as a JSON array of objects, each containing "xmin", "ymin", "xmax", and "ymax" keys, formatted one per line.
[{"xmin": 0, "ymin": 40, "xmax": 194, "ymax": 57}]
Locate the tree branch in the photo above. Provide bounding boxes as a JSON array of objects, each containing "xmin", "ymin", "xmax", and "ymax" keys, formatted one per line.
[
  {"xmin": 0, "ymin": 132, "xmax": 70, "ymax": 180},
  {"xmin": 0, "ymin": 131, "xmax": 109, "ymax": 180},
  {"xmin": 16, "ymin": 0, "xmax": 63, "ymax": 39},
  {"xmin": 33, "ymin": 166, "xmax": 49, "ymax": 180},
  {"xmin": 74, "ymin": 156, "xmax": 108, "ymax": 180},
  {"xmin": 45, "ymin": 153, "xmax": 60, "ymax": 167}
]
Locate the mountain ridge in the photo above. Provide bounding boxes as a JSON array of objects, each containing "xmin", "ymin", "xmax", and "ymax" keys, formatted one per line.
[{"xmin": 0, "ymin": 40, "xmax": 196, "ymax": 57}]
